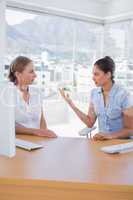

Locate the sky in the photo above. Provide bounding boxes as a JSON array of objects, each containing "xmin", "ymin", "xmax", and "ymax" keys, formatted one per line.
[{"xmin": 6, "ymin": 9, "xmax": 36, "ymax": 25}]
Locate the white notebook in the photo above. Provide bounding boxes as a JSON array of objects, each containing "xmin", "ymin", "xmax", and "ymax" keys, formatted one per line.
[{"xmin": 16, "ymin": 138, "xmax": 43, "ymax": 151}]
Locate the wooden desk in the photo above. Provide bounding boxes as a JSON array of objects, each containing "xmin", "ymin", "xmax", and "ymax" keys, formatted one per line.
[{"xmin": 0, "ymin": 136, "xmax": 133, "ymax": 200}]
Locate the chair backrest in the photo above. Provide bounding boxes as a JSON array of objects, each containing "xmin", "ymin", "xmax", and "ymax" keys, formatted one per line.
[{"xmin": 78, "ymin": 126, "xmax": 97, "ymax": 138}]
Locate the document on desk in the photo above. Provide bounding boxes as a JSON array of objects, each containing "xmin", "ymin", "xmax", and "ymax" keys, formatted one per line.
[{"xmin": 16, "ymin": 139, "xmax": 43, "ymax": 151}]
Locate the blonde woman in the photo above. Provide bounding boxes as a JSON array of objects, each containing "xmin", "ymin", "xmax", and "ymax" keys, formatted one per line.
[{"xmin": 8, "ymin": 56, "xmax": 57, "ymax": 138}]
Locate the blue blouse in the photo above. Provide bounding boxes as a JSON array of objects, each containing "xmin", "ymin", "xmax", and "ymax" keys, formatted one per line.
[{"xmin": 91, "ymin": 84, "xmax": 132, "ymax": 134}]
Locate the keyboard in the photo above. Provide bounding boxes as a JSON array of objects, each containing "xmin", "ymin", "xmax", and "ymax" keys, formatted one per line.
[
  {"xmin": 16, "ymin": 138, "xmax": 43, "ymax": 151},
  {"xmin": 101, "ymin": 141, "xmax": 133, "ymax": 154}
]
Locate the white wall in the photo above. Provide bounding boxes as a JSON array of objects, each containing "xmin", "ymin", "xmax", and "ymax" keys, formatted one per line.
[
  {"xmin": 6, "ymin": 0, "xmax": 133, "ymax": 21},
  {"xmin": 0, "ymin": 0, "xmax": 6, "ymax": 80},
  {"xmin": 105, "ymin": 0, "xmax": 133, "ymax": 17}
]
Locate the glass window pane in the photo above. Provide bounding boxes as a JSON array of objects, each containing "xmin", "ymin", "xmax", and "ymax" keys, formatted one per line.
[
  {"xmin": 5, "ymin": 8, "xmax": 103, "ymax": 137},
  {"xmin": 104, "ymin": 21, "xmax": 133, "ymax": 94}
]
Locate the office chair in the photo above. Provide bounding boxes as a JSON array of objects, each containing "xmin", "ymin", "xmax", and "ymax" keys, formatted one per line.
[{"xmin": 78, "ymin": 126, "xmax": 97, "ymax": 138}]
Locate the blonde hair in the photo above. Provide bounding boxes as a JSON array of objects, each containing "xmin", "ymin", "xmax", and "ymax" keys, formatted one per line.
[{"xmin": 8, "ymin": 56, "xmax": 32, "ymax": 84}]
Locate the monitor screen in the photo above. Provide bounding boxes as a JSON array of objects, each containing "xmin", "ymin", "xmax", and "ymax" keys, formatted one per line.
[{"xmin": 0, "ymin": 81, "xmax": 15, "ymax": 157}]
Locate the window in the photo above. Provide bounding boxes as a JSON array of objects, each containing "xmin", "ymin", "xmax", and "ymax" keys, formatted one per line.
[
  {"xmin": 6, "ymin": 8, "xmax": 102, "ymax": 101},
  {"xmin": 104, "ymin": 21, "xmax": 133, "ymax": 94},
  {"xmin": 5, "ymin": 8, "xmax": 103, "ymax": 137}
]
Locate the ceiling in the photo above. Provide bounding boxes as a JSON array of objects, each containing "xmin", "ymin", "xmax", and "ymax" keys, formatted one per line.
[{"xmin": 92, "ymin": 0, "xmax": 111, "ymax": 3}]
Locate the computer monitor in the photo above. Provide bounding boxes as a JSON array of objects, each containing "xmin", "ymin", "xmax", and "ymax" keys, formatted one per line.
[{"xmin": 0, "ymin": 81, "xmax": 15, "ymax": 157}]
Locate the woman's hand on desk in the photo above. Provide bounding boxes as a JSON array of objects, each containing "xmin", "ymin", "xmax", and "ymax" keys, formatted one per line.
[
  {"xmin": 93, "ymin": 133, "xmax": 112, "ymax": 141},
  {"xmin": 33, "ymin": 129, "xmax": 57, "ymax": 138}
]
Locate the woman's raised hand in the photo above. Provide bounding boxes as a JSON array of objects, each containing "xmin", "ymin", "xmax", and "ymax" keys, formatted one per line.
[{"xmin": 59, "ymin": 88, "xmax": 72, "ymax": 104}]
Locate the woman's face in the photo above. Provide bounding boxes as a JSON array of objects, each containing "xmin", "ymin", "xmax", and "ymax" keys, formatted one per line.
[
  {"xmin": 16, "ymin": 62, "xmax": 37, "ymax": 85},
  {"xmin": 92, "ymin": 64, "xmax": 111, "ymax": 87}
]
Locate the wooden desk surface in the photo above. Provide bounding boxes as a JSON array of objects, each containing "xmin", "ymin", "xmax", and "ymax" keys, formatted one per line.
[{"xmin": 0, "ymin": 136, "xmax": 133, "ymax": 200}]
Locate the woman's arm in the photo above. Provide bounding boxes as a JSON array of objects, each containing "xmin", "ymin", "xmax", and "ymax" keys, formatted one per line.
[
  {"xmin": 16, "ymin": 123, "xmax": 37, "ymax": 135},
  {"xmin": 15, "ymin": 123, "xmax": 57, "ymax": 138},
  {"xmin": 111, "ymin": 107, "xmax": 133, "ymax": 139},
  {"xmin": 93, "ymin": 107, "xmax": 133, "ymax": 140},
  {"xmin": 59, "ymin": 88, "xmax": 96, "ymax": 127},
  {"xmin": 40, "ymin": 111, "xmax": 47, "ymax": 129},
  {"xmin": 93, "ymin": 129, "xmax": 132, "ymax": 141}
]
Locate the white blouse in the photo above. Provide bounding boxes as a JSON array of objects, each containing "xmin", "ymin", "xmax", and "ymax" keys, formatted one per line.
[{"xmin": 15, "ymin": 86, "xmax": 43, "ymax": 129}]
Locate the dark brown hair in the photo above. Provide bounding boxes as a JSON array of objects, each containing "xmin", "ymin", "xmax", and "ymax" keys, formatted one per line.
[
  {"xmin": 94, "ymin": 56, "xmax": 115, "ymax": 83},
  {"xmin": 8, "ymin": 56, "xmax": 32, "ymax": 84}
]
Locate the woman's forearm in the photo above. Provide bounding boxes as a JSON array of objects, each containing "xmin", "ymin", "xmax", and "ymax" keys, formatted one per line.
[
  {"xmin": 16, "ymin": 125, "xmax": 57, "ymax": 138},
  {"xmin": 16, "ymin": 125, "xmax": 36, "ymax": 135},
  {"xmin": 59, "ymin": 88, "xmax": 95, "ymax": 127},
  {"xmin": 40, "ymin": 112, "xmax": 47, "ymax": 129},
  {"xmin": 111, "ymin": 128, "xmax": 133, "ymax": 139},
  {"xmin": 68, "ymin": 100, "xmax": 95, "ymax": 127}
]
